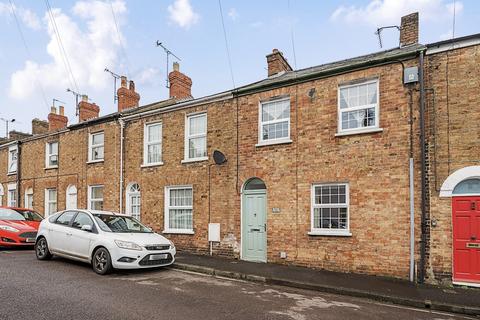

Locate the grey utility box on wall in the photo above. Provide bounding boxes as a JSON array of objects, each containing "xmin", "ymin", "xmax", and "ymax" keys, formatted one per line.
[{"xmin": 404, "ymin": 66, "xmax": 419, "ymax": 84}]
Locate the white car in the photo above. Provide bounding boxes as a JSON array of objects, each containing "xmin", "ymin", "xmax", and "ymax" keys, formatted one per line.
[{"xmin": 35, "ymin": 210, "xmax": 176, "ymax": 274}]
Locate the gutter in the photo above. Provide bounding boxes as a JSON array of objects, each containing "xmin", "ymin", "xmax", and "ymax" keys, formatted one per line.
[{"xmin": 418, "ymin": 50, "xmax": 427, "ymax": 284}]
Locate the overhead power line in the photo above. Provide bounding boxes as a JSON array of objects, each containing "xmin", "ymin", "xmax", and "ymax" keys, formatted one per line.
[
  {"xmin": 44, "ymin": 0, "xmax": 80, "ymax": 92},
  {"xmin": 108, "ymin": 0, "xmax": 130, "ymax": 77},
  {"xmin": 218, "ymin": 0, "xmax": 235, "ymax": 89},
  {"xmin": 287, "ymin": 0, "xmax": 297, "ymax": 69},
  {"xmin": 8, "ymin": 0, "xmax": 49, "ymax": 110}
]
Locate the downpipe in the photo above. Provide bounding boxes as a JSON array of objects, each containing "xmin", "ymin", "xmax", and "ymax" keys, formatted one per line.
[
  {"xmin": 418, "ymin": 50, "xmax": 427, "ymax": 284},
  {"xmin": 119, "ymin": 119, "xmax": 125, "ymax": 214}
]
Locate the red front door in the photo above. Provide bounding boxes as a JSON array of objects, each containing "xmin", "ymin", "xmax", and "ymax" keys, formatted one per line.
[{"xmin": 452, "ymin": 197, "xmax": 480, "ymax": 284}]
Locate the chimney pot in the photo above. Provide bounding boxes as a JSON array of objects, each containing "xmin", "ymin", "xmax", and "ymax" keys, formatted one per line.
[
  {"xmin": 50, "ymin": 106, "xmax": 56, "ymax": 114},
  {"xmin": 59, "ymin": 106, "xmax": 65, "ymax": 116},
  {"xmin": 121, "ymin": 76, "xmax": 127, "ymax": 88},
  {"xmin": 82, "ymin": 95, "xmax": 88, "ymax": 102},
  {"xmin": 129, "ymin": 80, "xmax": 135, "ymax": 92},
  {"xmin": 173, "ymin": 62, "xmax": 180, "ymax": 72}
]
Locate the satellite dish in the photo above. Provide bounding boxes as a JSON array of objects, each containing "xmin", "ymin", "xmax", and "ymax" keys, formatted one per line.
[{"xmin": 213, "ymin": 150, "xmax": 227, "ymax": 165}]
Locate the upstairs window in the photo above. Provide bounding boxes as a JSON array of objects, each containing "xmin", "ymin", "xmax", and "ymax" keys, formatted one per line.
[
  {"xmin": 88, "ymin": 132, "xmax": 104, "ymax": 162},
  {"xmin": 338, "ymin": 80, "xmax": 379, "ymax": 133},
  {"xmin": 8, "ymin": 145, "xmax": 18, "ymax": 174},
  {"xmin": 144, "ymin": 123, "xmax": 162, "ymax": 165},
  {"xmin": 46, "ymin": 142, "xmax": 59, "ymax": 168},
  {"xmin": 184, "ymin": 113, "xmax": 207, "ymax": 161},
  {"xmin": 259, "ymin": 98, "xmax": 290, "ymax": 144}
]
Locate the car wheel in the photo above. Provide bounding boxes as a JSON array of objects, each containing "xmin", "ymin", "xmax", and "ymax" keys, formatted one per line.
[
  {"xmin": 35, "ymin": 238, "xmax": 52, "ymax": 260},
  {"xmin": 92, "ymin": 248, "xmax": 113, "ymax": 275}
]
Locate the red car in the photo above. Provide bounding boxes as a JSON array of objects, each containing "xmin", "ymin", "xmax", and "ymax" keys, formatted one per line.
[{"xmin": 0, "ymin": 207, "xmax": 43, "ymax": 247}]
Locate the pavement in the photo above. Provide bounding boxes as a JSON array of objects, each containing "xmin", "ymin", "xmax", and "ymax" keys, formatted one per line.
[
  {"xmin": 1, "ymin": 248, "xmax": 477, "ymax": 320},
  {"xmin": 172, "ymin": 252, "xmax": 480, "ymax": 317}
]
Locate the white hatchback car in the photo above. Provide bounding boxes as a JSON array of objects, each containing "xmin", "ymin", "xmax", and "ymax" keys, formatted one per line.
[{"xmin": 35, "ymin": 210, "xmax": 176, "ymax": 274}]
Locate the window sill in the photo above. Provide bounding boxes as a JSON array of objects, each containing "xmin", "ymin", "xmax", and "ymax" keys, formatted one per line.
[
  {"xmin": 162, "ymin": 230, "xmax": 195, "ymax": 235},
  {"xmin": 87, "ymin": 159, "xmax": 104, "ymax": 164},
  {"xmin": 7, "ymin": 172, "xmax": 17, "ymax": 176},
  {"xmin": 308, "ymin": 230, "xmax": 352, "ymax": 237},
  {"xmin": 44, "ymin": 166, "xmax": 58, "ymax": 170},
  {"xmin": 255, "ymin": 139, "xmax": 293, "ymax": 147},
  {"xmin": 181, "ymin": 157, "xmax": 208, "ymax": 164},
  {"xmin": 141, "ymin": 162, "xmax": 164, "ymax": 168},
  {"xmin": 335, "ymin": 128, "xmax": 383, "ymax": 137}
]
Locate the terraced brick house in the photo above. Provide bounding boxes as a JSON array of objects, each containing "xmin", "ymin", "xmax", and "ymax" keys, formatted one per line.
[{"xmin": 1, "ymin": 12, "xmax": 479, "ymax": 287}]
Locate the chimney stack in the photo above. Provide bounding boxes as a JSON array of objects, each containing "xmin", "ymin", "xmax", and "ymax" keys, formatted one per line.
[
  {"xmin": 168, "ymin": 62, "xmax": 192, "ymax": 100},
  {"xmin": 117, "ymin": 76, "xmax": 140, "ymax": 112},
  {"xmin": 32, "ymin": 118, "xmax": 49, "ymax": 135},
  {"xmin": 78, "ymin": 95, "xmax": 100, "ymax": 122},
  {"xmin": 266, "ymin": 49, "xmax": 292, "ymax": 77},
  {"xmin": 400, "ymin": 12, "xmax": 419, "ymax": 47},
  {"xmin": 48, "ymin": 106, "xmax": 68, "ymax": 131}
]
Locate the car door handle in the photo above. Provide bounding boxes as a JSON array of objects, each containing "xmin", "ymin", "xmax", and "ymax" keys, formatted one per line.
[{"xmin": 66, "ymin": 232, "xmax": 72, "ymax": 236}]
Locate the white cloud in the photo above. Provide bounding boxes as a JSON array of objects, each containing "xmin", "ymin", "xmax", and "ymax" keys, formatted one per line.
[
  {"xmin": 167, "ymin": 0, "xmax": 199, "ymax": 29},
  {"xmin": 331, "ymin": 0, "xmax": 463, "ymax": 26},
  {"xmin": 228, "ymin": 8, "xmax": 238, "ymax": 21},
  {"xmin": 0, "ymin": 2, "xmax": 41, "ymax": 30},
  {"xmin": 9, "ymin": 0, "xmax": 127, "ymax": 100},
  {"xmin": 134, "ymin": 67, "xmax": 161, "ymax": 86}
]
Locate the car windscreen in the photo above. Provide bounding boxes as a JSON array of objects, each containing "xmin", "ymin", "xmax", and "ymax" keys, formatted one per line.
[
  {"xmin": 93, "ymin": 214, "xmax": 152, "ymax": 233},
  {"xmin": 0, "ymin": 208, "xmax": 28, "ymax": 221},
  {"xmin": 13, "ymin": 209, "xmax": 43, "ymax": 222}
]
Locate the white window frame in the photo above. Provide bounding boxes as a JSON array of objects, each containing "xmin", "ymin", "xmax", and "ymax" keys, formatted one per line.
[
  {"xmin": 143, "ymin": 122, "xmax": 163, "ymax": 166},
  {"xmin": 88, "ymin": 185, "xmax": 104, "ymax": 210},
  {"xmin": 164, "ymin": 185, "xmax": 194, "ymax": 234},
  {"xmin": 337, "ymin": 79, "xmax": 381, "ymax": 136},
  {"xmin": 126, "ymin": 183, "xmax": 141, "ymax": 220},
  {"xmin": 24, "ymin": 188, "xmax": 33, "ymax": 209},
  {"xmin": 7, "ymin": 183, "xmax": 16, "ymax": 207},
  {"xmin": 66, "ymin": 185, "xmax": 77, "ymax": 210},
  {"xmin": 8, "ymin": 145, "xmax": 18, "ymax": 174},
  {"xmin": 88, "ymin": 132, "xmax": 104, "ymax": 163},
  {"xmin": 0, "ymin": 184, "xmax": 3, "ymax": 206},
  {"xmin": 44, "ymin": 188, "xmax": 57, "ymax": 216},
  {"xmin": 309, "ymin": 183, "xmax": 351, "ymax": 236},
  {"xmin": 45, "ymin": 141, "xmax": 59, "ymax": 168},
  {"xmin": 257, "ymin": 97, "xmax": 292, "ymax": 146},
  {"xmin": 183, "ymin": 113, "xmax": 208, "ymax": 163}
]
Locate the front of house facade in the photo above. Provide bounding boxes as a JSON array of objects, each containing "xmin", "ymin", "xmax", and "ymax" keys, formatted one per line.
[{"xmin": 1, "ymin": 12, "xmax": 479, "ymax": 286}]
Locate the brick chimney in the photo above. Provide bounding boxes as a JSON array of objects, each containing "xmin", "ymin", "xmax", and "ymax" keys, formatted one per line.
[
  {"xmin": 117, "ymin": 76, "xmax": 140, "ymax": 112},
  {"xmin": 168, "ymin": 62, "xmax": 192, "ymax": 100},
  {"xmin": 78, "ymin": 95, "xmax": 100, "ymax": 122},
  {"xmin": 400, "ymin": 12, "xmax": 419, "ymax": 47},
  {"xmin": 48, "ymin": 106, "xmax": 68, "ymax": 131},
  {"xmin": 32, "ymin": 118, "xmax": 49, "ymax": 135},
  {"xmin": 266, "ymin": 49, "xmax": 293, "ymax": 77}
]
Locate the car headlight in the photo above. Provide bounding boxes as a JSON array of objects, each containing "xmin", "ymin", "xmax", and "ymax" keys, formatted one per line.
[
  {"xmin": 114, "ymin": 240, "xmax": 142, "ymax": 251},
  {"xmin": 0, "ymin": 225, "xmax": 19, "ymax": 233},
  {"xmin": 169, "ymin": 240, "xmax": 175, "ymax": 250}
]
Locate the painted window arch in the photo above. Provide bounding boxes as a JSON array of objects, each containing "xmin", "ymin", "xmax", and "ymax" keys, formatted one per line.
[
  {"xmin": 66, "ymin": 185, "xmax": 77, "ymax": 210},
  {"xmin": 440, "ymin": 166, "xmax": 480, "ymax": 197},
  {"xmin": 244, "ymin": 178, "xmax": 266, "ymax": 191},
  {"xmin": 453, "ymin": 178, "xmax": 480, "ymax": 195},
  {"xmin": 0, "ymin": 184, "xmax": 4, "ymax": 206},
  {"xmin": 126, "ymin": 183, "xmax": 141, "ymax": 221},
  {"xmin": 24, "ymin": 188, "xmax": 33, "ymax": 209}
]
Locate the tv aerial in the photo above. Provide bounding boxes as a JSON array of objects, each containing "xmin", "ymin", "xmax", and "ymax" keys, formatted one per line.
[
  {"xmin": 156, "ymin": 41, "xmax": 181, "ymax": 88},
  {"xmin": 374, "ymin": 25, "xmax": 400, "ymax": 48},
  {"xmin": 104, "ymin": 67, "xmax": 121, "ymax": 104}
]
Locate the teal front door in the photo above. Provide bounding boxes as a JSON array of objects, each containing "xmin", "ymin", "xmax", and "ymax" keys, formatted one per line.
[{"xmin": 242, "ymin": 191, "xmax": 267, "ymax": 262}]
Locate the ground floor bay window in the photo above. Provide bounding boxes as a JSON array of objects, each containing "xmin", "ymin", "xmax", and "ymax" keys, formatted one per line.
[
  {"xmin": 309, "ymin": 183, "xmax": 351, "ymax": 236},
  {"xmin": 164, "ymin": 186, "xmax": 193, "ymax": 234}
]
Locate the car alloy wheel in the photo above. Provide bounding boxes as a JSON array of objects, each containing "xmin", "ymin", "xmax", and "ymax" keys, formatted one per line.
[
  {"xmin": 35, "ymin": 238, "xmax": 52, "ymax": 260},
  {"xmin": 93, "ymin": 248, "xmax": 112, "ymax": 275}
]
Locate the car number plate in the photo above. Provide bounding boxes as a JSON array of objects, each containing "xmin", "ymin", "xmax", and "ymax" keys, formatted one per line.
[
  {"xmin": 149, "ymin": 254, "xmax": 168, "ymax": 260},
  {"xmin": 25, "ymin": 238, "xmax": 35, "ymax": 243}
]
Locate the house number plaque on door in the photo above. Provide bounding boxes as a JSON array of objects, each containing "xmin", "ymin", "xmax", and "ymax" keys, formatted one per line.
[{"xmin": 466, "ymin": 243, "xmax": 480, "ymax": 248}]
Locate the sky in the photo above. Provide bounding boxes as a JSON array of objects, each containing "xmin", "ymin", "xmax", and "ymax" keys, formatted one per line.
[{"xmin": 0, "ymin": 0, "xmax": 479, "ymax": 135}]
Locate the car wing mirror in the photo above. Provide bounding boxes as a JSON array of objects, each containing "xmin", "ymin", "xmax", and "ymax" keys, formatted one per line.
[{"xmin": 81, "ymin": 225, "xmax": 93, "ymax": 232}]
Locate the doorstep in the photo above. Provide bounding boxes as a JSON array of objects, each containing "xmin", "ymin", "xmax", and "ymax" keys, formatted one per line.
[{"xmin": 169, "ymin": 252, "xmax": 480, "ymax": 317}]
